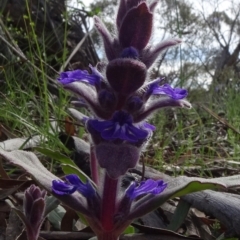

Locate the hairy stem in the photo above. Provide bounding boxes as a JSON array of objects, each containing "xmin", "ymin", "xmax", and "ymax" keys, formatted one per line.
[
  {"xmin": 90, "ymin": 146, "xmax": 99, "ymax": 185},
  {"xmin": 101, "ymin": 173, "xmax": 119, "ymax": 231}
]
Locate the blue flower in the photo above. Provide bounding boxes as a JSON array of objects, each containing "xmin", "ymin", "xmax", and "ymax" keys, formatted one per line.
[
  {"xmin": 52, "ymin": 174, "xmax": 96, "ymax": 198},
  {"xmin": 58, "ymin": 68, "xmax": 101, "ymax": 86},
  {"xmin": 87, "ymin": 111, "xmax": 149, "ymax": 143},
  {"xmin": 150, "ymin": 83, "xmax": 187, "ymax": 100},
  {"xmin": 126, "ymin": 179, "xmax": 167, "ymax": 200},
  {"xmin": 141, "ymin": 122, "xmax": 156, "ymax": 131}
]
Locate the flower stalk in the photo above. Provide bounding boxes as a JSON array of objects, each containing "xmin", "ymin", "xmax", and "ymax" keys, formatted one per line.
[
  {"xmin": 90, "ymin": 145, "xmax": 99, "ymax": 185},
  {"xmin": 101, "ymin": 174, "xmax": 119, "ymax": 232},
  {"xmin": 52, "ymin": 0, "xmax": 192, "ymax": 239}
]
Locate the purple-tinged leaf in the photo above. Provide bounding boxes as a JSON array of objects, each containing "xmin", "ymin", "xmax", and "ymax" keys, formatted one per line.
[
  {"xmin": 24, "ymin": 190, "xmax": 34, "ymax": 220},
  {"xmin": 143, "ymin": 39, "xmax": 182, "ymax": 68},
  {"xmin": 149, "ymin": 0, "xmax": 159, "ymax": 12},
  {"xmin": 94, "ymin": 16, "xmax": 119, "ymax": 60},
  {"xmin": 63, "ymin": 82, "xmax": 111, "ymax": 119},
  {"xmin": 0, "ymin": 150, "xmax": 90, "ymax": 216},
  {"xmin": 126, "ymin": 0, "xmax": 144, "ymax": 10},
  {"xmin": 95, "ymin": 143, "xmax": 140, "ymax": 179},
  {"xmin": 116, "ymin": 0, "xmax": 127, "ymax": 30},
  {"xmin": 119, "ymin": 2, "xmax": 153, "ymax": 50},
  {"xmin": 134, "ymin": 98, "xmax": 192, "ymax": 123},
  {"xmin": 30, "ymin": 198, "xmax": 45, "ymax": 228},
  {"xmin": 128, "ymin": 177, "xmax": 227, "ymax": 220},
  {"xmin": 106, "ymin": 58, "xmax": 147, "ymax": 95}
]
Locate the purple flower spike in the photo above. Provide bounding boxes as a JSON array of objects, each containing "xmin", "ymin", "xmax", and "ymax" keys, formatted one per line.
[
  {"xmin": 126, "ymin": 179, "xmax": 167, "ymax": 200},
  {"xmin": 58, "ymin": 69, "xmax": 101, "ymax": 86},
  {"xmin": 152, "ymin": 84, "xmax": 188, "ymax": 100},
  {"xmin": 23, "ymin": 185, "xmax": 46, "ymax": 240},
  {"xmin": 87, "ymin": 111, "xmax": 148, "ymax": 143},
  {"xmin": 119, "ymin": 2, "xmax": 153, "ymax": 50}
]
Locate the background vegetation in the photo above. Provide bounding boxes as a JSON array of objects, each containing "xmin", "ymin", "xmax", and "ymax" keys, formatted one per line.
[{"xmin": 1, "ymin": 0, "xmax": 239, "ymax": 163}]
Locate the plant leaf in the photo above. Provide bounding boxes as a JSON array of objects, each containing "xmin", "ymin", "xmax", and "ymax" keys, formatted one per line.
[
  {"xmin": 5, "ymin": 199, "xmax": 30, "ymax": 229},
  {"xmin": 44, "ymin": 196, "xmax": 60, "ymax": 216},
  {"xmin": 0, "ymin": 149, "xmax": 90, "ymax": 216},
  {"xmin": 61, "ymin": 164, "xmax": 95, "ymax": 186},
  {"xmin": 129, "ymin": 177, "xmax": 227, "ymax": 220},
  {"xmin": 168, "ymin": 199, "xmax": 191, "ymax": 231},
  {"xmin": 35, "ymin": 147, "xmax": 91, "ymax": 184},
  {"xmin": 35, "ymin": 147, "xmax": 76, "ymax": 166}
]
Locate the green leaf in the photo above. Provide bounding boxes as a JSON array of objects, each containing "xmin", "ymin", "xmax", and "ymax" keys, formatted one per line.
[
  {"xmin": 47, "ymin": 205, "xmax": 66, "ymax": 230},
  {"xmin": 172, "ymin": 181, "xmax": 222, "ymax": 198},
  {"xmin": 35, "ymin": 147, "xmax": 76, "ymax": 166},
  {"xmin": 124, "ymin": 225, "xmax": 135, "ymax": 234},
  {"xmin": 44, "ymin": 196, "xmax": 60, "ymax": 216},
  {"xmin": 168, "ymin": 199, "xmax": 191, "ymax": 231},
  {"xmin": 61, "ymin": 164, "xmax": 90, "ymax": 184},
  {"xmin": 88, "ymin": 7, "xmax": 101, "ymax": 17},
  {"xmin": 77, "ymin": 212, "xmax": 88, "ymax": 226},
  {"xmin": 35, "ymin": 147, "xmax": 91, "ymax": 184}
]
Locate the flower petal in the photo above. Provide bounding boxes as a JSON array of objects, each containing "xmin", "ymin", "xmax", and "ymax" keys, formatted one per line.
[
  {"xmin": 141, "ymin": 122, "xmax": 156, "ymax": 131},
  {"xmin": 153, "ymin": 84, "xmax": 188, "ymax": 100},
  {"xmin": 87, "ymin": 111, "xmax": 149, "ymax": 143},
  {"xmin": 52, "ymin": 180, "xmax": 77, "ymax": 195},
  {"xmin": 58, "ymin": 69, "xmax": 101, "ymax": 86},
  {"xmin": 66, "ymin": 174, "xmax": 96, "ymax": 198},
  {"xmin": 126, "ymin": 179, "xmax": 167, "ymax": 200}
]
